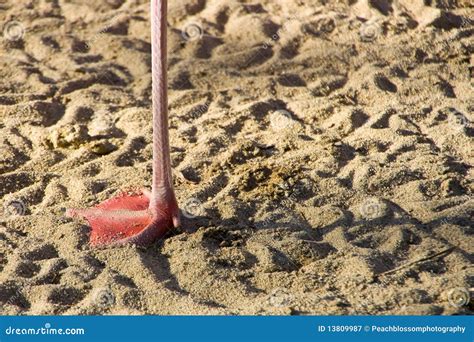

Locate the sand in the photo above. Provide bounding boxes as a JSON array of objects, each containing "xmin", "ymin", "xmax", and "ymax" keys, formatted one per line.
[{"xmin": 0, "ymin": 0, "xmax": 472, "ymax": 315}]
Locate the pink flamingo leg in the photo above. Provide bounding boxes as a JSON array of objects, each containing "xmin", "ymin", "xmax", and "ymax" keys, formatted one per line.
[{"xmin": 66, "ymin": 0, "xmax": 179, "ymax": 247}]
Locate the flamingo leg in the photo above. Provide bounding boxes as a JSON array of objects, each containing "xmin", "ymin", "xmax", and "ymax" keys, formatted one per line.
[{"xmin": 66, "ymin": 0, "xmax": 180, "ymax": 247}]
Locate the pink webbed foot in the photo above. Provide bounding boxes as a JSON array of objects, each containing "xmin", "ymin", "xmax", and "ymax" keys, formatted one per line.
[{"xmin": 66, "ymin": 190, "xmax": 179, "ymax": 247}]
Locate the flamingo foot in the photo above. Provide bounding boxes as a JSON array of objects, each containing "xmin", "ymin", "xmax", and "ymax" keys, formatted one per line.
[{"xmin": 66, "ymin": 190, "xmax": 179, "ymax": 247}]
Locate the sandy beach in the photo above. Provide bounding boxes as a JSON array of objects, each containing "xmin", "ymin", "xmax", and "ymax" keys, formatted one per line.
[{"xmin": 0, "ymin": 0, "xmax": 472, "ymax": 315}]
